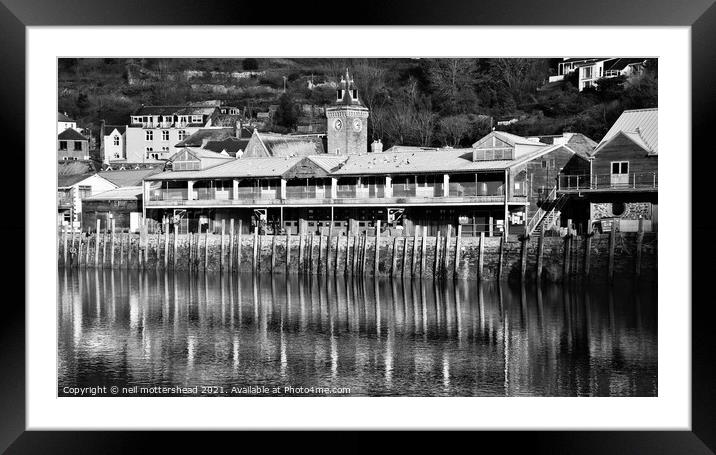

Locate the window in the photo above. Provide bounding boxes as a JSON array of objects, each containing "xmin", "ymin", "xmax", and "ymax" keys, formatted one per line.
[
  {"xmin": 162, "ymin": 130, "xmax": 169, "ymax": 141},
  {"xmin": 113, "ymin": 135, "xmax": 120, "ymax": 146},
  {"xmin": 541, "ymin": 159, "xmax": 556, "ymax": 169},
  {"xmin": 113, "ymin": 152, "xmax": 121, "ymax": 159},
  {"xmin": 78, "ymin": 185, "xmax": 92, "ymax": 199},
  {"xmin": 59, "ymin": 141, "xmax": 67, "ymax": 150},
  {"xmin": 74, "ymin": 141, "xmax": 82, "ymax": 151},
  {"xmin": 191, "ymin": 115, "xmax": 203, "ymax": 124},
  {"xmin": 178, "ymin": 130, "xmax": 187, "ymax": 141},
  {"xmin": 611, "ymin": 161, "xmax": 629, "ymax": 174},
  {"xmin": 145, "ymin": 146, "xmax": 153, "ymax": 153},
  {"xmin": 161, "ymin": 146, "xmax": 169, "ymax": 152},
  {"xmin": 583, "ymin": 66, "xmax": 593, "ymax": 79},
  {"xmin": 179, "ymin": 116, "xmax": 188, "ymax": 124},
  {"xmin": 145, "ymin": 130, "xmax": 153, "ymax": 141}
]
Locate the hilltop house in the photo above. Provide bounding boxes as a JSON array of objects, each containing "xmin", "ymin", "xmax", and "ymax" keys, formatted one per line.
[
  {"xmin": 548, "ymin": 58, "xmax": 648, "ymax": 91},
  {"xmin": 58, "ymin": 128, "xmax": 91, "ymax": 161},
  {"xmin": 140, "ymin": 71, "xmax": 591, "ymax": 237},
  {"xmin": 57, "ymin": 112, "xmax": 77, "ymax": 132},
  {"xmin": 557, "ymin": 108, "xmax": 658, "ymax": 232}
]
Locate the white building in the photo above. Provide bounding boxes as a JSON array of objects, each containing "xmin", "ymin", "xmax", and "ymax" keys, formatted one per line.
[
  {"xmin": 548, "ymin": 58, "xmax": 648, "ymax": 91},
  {"xmin": 57, "ymin": 173, "xmax": 117, "ymax": 228},
  {"xmin": 124, "ymin": 105, "xmax": 222, "ymax": 163},
  {"xmin": 102, "ymin": 125, "xmax": 127, "ymax": 164},
  {"xmin": 57, "ymin": 112, "xmax": 77, "ymax": 133}
]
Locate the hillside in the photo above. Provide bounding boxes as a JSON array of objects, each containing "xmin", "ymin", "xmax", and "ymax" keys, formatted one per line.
[{"xmin": 58, "ymin": 58, "xmax": 657, "ymax": 150}]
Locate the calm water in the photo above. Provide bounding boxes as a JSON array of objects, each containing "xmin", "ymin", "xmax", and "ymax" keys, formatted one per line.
[{"xmin": 58, "ymin": 269, "xmax": 657, "ymax": 397}]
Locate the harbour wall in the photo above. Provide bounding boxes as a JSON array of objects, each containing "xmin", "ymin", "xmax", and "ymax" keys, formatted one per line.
[{"xmin": 57, "ymin": 228, "xmax": 657, "ymax": 283}]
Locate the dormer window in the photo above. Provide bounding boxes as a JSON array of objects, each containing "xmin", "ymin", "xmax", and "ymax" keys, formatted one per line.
[{"xmin": 351, "ymin": 89, "xmax": 358, "ymax": 100}]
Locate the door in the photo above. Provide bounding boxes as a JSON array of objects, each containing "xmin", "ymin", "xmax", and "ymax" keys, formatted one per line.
[{"xmin": 610, "ymin": 161, "xmax": 629, "ymax": 186}]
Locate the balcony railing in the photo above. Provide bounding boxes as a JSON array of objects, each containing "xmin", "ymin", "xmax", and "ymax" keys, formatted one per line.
[
  {"xmin": 194, "ymin": 188, "xmax": 234, "ymax": 201},
  {"xmin": 149, "ymin": 188, "xmax": 187, "ymax": 201},
  {"xmin": 559, "ymin": 172, "xmax": 658, "ymax": 191}
]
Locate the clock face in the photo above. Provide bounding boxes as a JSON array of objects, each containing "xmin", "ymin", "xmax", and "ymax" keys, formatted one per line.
[
  {"xmin": 352, "ymin": 118, "xmax": 362, "ymax": 132},
  {"xmin": 333, "ymin": 119, "xmax": 343, "ymax": 131}
]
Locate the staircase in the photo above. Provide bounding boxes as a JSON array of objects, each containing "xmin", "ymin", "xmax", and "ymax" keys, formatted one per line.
[{"xmin": 525, "ymin": 187, "xmax": 568, "ymax": 236}]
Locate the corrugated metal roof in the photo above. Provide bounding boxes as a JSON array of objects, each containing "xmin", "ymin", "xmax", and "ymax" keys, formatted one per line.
[
  {"xmin": 595, "ymin": 108, "xmax": 658, "ymax": 155},
  {"xmin": 84, "ymin": 186, "xmax": 143, "ymax": 201},
  {"xmin": 333, "ymin": 150, "xmax": 513, "ymax": 175},
  {"xmin": 147, "ymin": 156, "xmax": 304, "ymax": 180},
  {"xmin": 99, "ymin": 168, "xmax": 163, "ymax": 187}
]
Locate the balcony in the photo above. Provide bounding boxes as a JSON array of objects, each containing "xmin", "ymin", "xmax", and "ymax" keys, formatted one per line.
[
  {"xmin": 57, "ymin": 193, "xmax": 73, "ymax": 208},
  {"xmin": 558, "ymin": 172, "xmax": 658, "ymax": 193}
]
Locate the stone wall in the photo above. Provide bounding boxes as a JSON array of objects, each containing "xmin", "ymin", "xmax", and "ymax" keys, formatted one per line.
[{"xmin": 58, "ymin": 229, "xmax": 657, "ymax": 283}]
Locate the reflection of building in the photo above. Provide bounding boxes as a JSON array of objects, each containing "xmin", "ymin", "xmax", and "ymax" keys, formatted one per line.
[
  {"xmin": 558, "ymin": 108, "xmax": 658, "ymax": 232},
  {"xmin": 142, "ymin": 71, "xmax": 591, "ymax": 237}
]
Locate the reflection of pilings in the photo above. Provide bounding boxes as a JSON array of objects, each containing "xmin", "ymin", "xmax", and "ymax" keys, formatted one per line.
[{"xmin": 420, "ymin": 279, "xmax": 427, "ymax": 338}]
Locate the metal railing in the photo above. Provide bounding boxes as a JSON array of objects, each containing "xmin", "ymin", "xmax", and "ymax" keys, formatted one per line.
[
  {"xmin": 559, "ymin": 172, "xmax": 658, "ymax": 191},
  {"xmin": 149, "ymin": 188, "xmax": 188, "ymax": 201}
]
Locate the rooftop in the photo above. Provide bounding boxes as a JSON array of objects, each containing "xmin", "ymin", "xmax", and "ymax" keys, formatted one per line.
[
  {"xmin": 99, "ymin": 168, "xmax": 163, "ymax": 187},
  {"xmin": 58, "ymin": 128, "xmax": 88, "ymax": 141},
  {"xmin": 57, "ymin": 112, "xmax": 74, "ymax": 122},
  {"xmin": 84, "ymin": 186, "xmax": 143, "ymax": 201},
  {"xmin": 595, "ymin": 108, "xmax": 658, "ymax": 155},
  {"xmin": 175, "ymin": 128, "xmax": 236, "ymax": 147}
]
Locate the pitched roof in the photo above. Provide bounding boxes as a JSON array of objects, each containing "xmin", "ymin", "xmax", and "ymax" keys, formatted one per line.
[
  {"xmin": 58, "ymin": 160, "xmax": 100, "ymax": 175},
  {"xmin": 203, "ymin": 137, "xmax": 250, "ymax": 156},
  {"xmin": 175, "ymin": 128, "xmax": 236, "ymax": 147},
  {"xmin": 147, "ymin": 156, "xmax": 305, "ymax": 180},
  {"xmin": 104, "ymin": 125, "xmax": 126, "ymax": 135},
  {"xmin": 84, "ymin": 186, "xmax": 143, "ymax": 201},
  {"xmin": 603, "ymin": 58, "xmax": 647, "ymax": 71},
  {"xmin": 57, "ymin": 173, "xmax": 96, "ymax": 187},
  {"xmin": 383, "ymin": 145, "xmax": 442, "ymax": 153},
  {"xmin": 99, "ymin": 168, "xmax": 163, "ymax": 187},
  {"xmin": 58, "ymin": 128, "xmax": 88, "ymax": 141},
  {"xmin": 57, "ymin": 112, "xmax": 74, "ymax": 122},
  {"xmin": 332, "ymin": 150, "xmax": 513, "ymax": 176},
  {"xmin": 253, "ymin": 132, "xmax": 326, "ymax": 157},
  {"xmin": 473, "ymin": 131, "xmax": 544, "ymax": 148},
  {"xmin": 595, "ymin": 108, "xmax": 658, "ymax": 155}
]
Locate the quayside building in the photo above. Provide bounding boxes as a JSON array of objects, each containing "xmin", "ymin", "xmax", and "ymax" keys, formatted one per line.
[{"xmin": 142, "ymin": 71, "xmax": 591, "ymax": 237}]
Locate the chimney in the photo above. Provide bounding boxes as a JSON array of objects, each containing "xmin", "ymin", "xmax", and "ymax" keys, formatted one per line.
[{"xmin": 371, "ymin": 139, "xmax": 383, "ymax": 154}]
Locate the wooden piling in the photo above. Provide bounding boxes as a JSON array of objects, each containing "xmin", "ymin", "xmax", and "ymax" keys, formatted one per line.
[
  {"xmin": 584, "ymin": 219, "xmax": 592, "ymax": 279},
  {"xmin": 563, "ymin": 233, "xmax": 571, "ymax": 281},
  {"xmin": 520, "ymin": 233, "xmax": 528, "ymax": 283},
  {"xmin": 391, "ymin": 236, "xmax": 399, "ymax": 277},
  {"xmin": 220, "ymin": 220, "xmax": 226, "ymax": 272},
  {"xmin": 454, "ymin": 225, "xmax": 462, "ymax": 280},
  {"xmin": 434, "ymin": 231, "xmax": 441, "ymax": 276},
  {"xmin": 84, "ymin": 232, "xmax": 91, "ymax": 267},
  {"xmin": 421, "ymin": 229, "xmax": 427, "ymax": 277},
  {"xmin": 401, "ymin": 236, "xmax": 409, "ymax": 277},
  {"xmin": 229, "ymin": 219, "xmax": 235, "ymax": 273},
  {"xmin": 317, "ymin": 234, "xmax": 323, "ymax": 275},
  {"xmin": 361, "ymin": 232, "xmax": 368, "ymax": 276},
  {"xmin": 237, "ymin": 220, "xmax": 243, "ymax": 272},
  {"xmin": 299, "ymin": 233, "xmax": 305, "ymax": 274},
  {"xmin": 608, "ymin": 222, "xmax": 617, "ymax": 282},
  {"xmin": 203, "ymin": 232, "xmax": 209, "ymax": 272},
  {"xmin": 188, "ymin": 232, "xmax": 193, "ymax": 273},
  {"xmin": 374, "ymin": 220, "xmax": 381, "ymax": 276},
  {"xmin": 271, "ymin": 234, "xmax": 277, "ymax": 274},
  {"xmin": 352, "ymin": 235, "xmax": 359, "ymax": 276},
  {"xmin": 411, "ymin": 226, "xmax": 420, "ymax": 278},
  {"xmin": 327, "ymin": 227, "xmax": 333, "ymax": 277},
  {"xmin": 478, "ymin": 232, "xmax": 485, "ymax": 281},
  {"xmin": 443, "ymin": 226, "xmax": 452, "ymax": 279},
  {"xmin": 70, "ymin": 228, "xmax": 76, "ymax": 268},
  {"xmin": 172, "ymin": 228, "xmax": 178, "ymax": 271},
  {"xmin": 109, "ymin": 222, "xmax": 115, "ymax": 269},
  {"xmin": 253, "ymin": 228, "xmax": 259, "ymax": 273},
  {"xmin": 635, "ymin": 218, "xmax": 644, "ymax": 279},
  {"xmin": 155, "ymin": 232, "xmax": 160, "ymax": 271},
  {"xmin": 536, "ymin": 227, "xmax": 545, "ymax": 282},
  {"xmin": 308, "ymin": 234, "xmax": 315, "ymax": 274},
  {"xmin": 62, "ymin": 228, "xmax": 68, "ymax": 267},
  {"xmin": 95, "ymin": 220, "xmax": 101, "ymax": 267},
  {"xmin": 497, "ymin": 233, "xmax": 505, "ymax": 281},
  {"xmin": 286, "ymin": 233, "xmax": 291, "ymax": 274}
]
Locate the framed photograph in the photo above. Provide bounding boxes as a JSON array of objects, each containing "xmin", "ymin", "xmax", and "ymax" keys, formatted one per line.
[{"xmin": 4, "ymin": 0, "xmax": 714, "ymax": 451}]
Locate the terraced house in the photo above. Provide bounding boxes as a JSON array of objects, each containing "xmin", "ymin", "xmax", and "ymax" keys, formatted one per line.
[{"xmin": 142, "ymin": 72, "xmax": 591, "ymax": 237}]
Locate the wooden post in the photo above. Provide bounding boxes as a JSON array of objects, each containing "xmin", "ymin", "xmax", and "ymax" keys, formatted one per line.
[
  {"xmin": 201, "ymin": 232, "xmax": 207, "ymax": 272},
  {"xmin": 173, "ymin": 228, "xmax": 178, "ymax": 271},
  {"xmin": 155, "ymin": 232, "xmax": 160, "ymax": 271},
  {"xmin": 299, "ymin": 233, "xmax": 305, "ymax": 274},
  {"xmin": 520, "ymin": 233, "xmax": 528, "ymax": 283},
  {"xmin": 317, "ymin": 234, "xmax": 323, "ymax": 275},
  {"xmin": 109, "ymin": 220, "xmax": 115, "ymax": 269},
  {"xmin": 454, "ymin": 224, "xmax": 462, "ymax": 280},
  {"xmin": 443, "ymin": 225, "xmax": 452, "ymax": 279},
  {"xmin": 584, "ymin": 219, "xmax": 592, "ymax": 279},
  {"xmin": 497, "ymin": 232, "xmax": 505, "ymax": 281},
  {"xmin": 361, "ymin": 232, "xmax": 368, "ymax": 276},
  {"xmin": 401, "ymin": 236, "xmax": 409, "ymax": 277},
  {"xmin": 95, "ymin": 219, "xmax": 101, "ymax": 267},
  {"xmin": 125, "ymin": 234, "xmax": 130, "ymax": 269},
  {"xmin": 271, "ymin": 234, "xmax": 277, "ymax": 274},
  {"xmin": 537, "ymin": 226, "xmax": 545, "ymax": 282},
  {"xmin": 478, "ymin": 232, "xmax": 485, "ymax": 281},
  {"xmin": 63, "ymin": 228, "xmax": 68, "ymax": 267},
  {"xmin": 286, "ymin": 233, "xmax": 291, "ymax": 274},
  {"xmin": 163, "ymin": 225, "xmax": 169, "ymax": 270},
  {"xmin": 237, "ymin": 220, "xmax": 243, "ymax": 272},
  {"xmin": 309, "ymin": 233, "xmax": 315, "ymax": 274},
  {"xmin": 142, "ymin": 222, "xmax": 148, "ymax": 270},
  {"xmin": 434, "ymin": 231, "xmax": 441, "ymax": 277},
  {"xmin": 635, "ymin": 218, "xmax": 644, "ymax": 279},
  {"xmin": 220, "ymin": 220, "xmax": 226, "ymax": 272},
  {"xmin": 421, "ymin": 229, "xmax": 427, "ymax": 278},
  {"xmin": 412, "ymin": 225, "xmax": 420, "ymax": 278},
  {"xmin": 253, "ymin": 227, "xmax": 259, "ymax": 273},
  {"xmin": 229, "ymin": 219, "xmax": 235, "ymax": 273},
  {"xmin": 188, "ymin": 232, "xmax": 194, "ymax": 273},
  {"xmin": 563, "ymin": 232, "xmax": 571, "ymax": 281},
  {"xmin": 327, "ymin": 226, "xmax": 333, "ymax": 277},
  {"xmin": 84, "ymin": 231, "xmax": 91, "ymax": 268},
  {"xmin": 374, "ymin": 220, "xmax": 381, "ymax": 276},
  {"xmin": 608, "ymin": 221, "xmax": 617, "ymax": 282},
  {"xmin": 391, "ymin": 236, "xmax": 399, "ymax": 277}
]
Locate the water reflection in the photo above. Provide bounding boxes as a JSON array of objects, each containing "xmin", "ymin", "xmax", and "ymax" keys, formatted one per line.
[{"xmin": 58, "ymin": 269, "xmax": 657, "ymax": 397}]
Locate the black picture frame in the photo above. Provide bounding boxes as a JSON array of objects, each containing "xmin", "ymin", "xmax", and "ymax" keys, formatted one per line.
[{"xmin": 2, "ymin": 0, "xmax": 713, "ymax": 452}]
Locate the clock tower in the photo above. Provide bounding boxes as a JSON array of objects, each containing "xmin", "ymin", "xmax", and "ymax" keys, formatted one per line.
[{"xmin": 326, "ymin": 69, "xmax": 369, "ymax": 155}]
